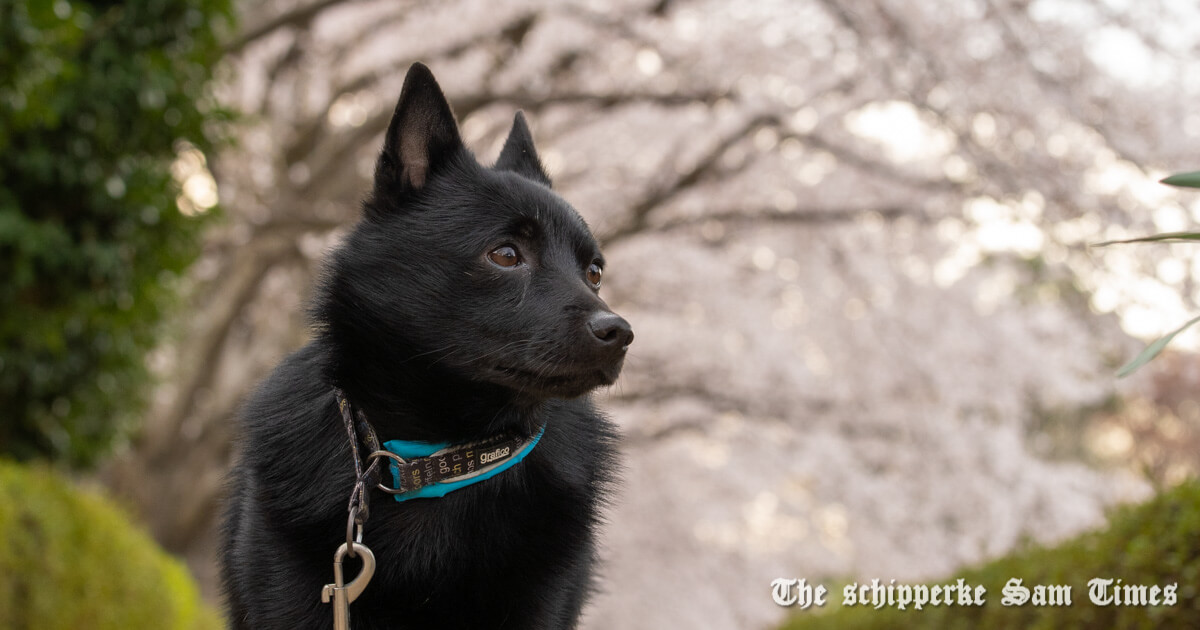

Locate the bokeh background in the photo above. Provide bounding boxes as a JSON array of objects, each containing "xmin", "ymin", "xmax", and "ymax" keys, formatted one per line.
[{"xmin": 6, "ymin": 0, "xmax": 1200, "ymax": 628}]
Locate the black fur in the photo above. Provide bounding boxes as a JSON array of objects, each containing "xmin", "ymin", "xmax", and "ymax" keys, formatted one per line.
[{"xmin": 220, "ymin": 63, "xmax": 633, "ymax": 630}]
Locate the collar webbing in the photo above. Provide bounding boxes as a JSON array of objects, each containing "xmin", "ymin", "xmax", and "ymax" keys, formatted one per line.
[{"xmin": 378, "ymin": 423, "xmax": 546, "ymax": 502}]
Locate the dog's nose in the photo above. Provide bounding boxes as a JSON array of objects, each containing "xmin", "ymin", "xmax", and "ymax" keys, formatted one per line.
[{"xmin": 587, "ymin": 312, "xmax": 634, "ymax": 349}]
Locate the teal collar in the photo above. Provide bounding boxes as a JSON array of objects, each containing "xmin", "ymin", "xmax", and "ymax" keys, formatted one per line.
[{"xmin": 377, "ymin": 423, "xmax": 546, "ymax": 502}]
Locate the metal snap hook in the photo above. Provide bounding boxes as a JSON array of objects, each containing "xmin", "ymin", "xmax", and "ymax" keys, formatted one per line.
[
  {"xmin": 321, "ymin": 541, "xmax": 375, "ymax": 630},
  {"xmin": 345, "ymin": 506, "xmax": 363, "ymax": 556}
]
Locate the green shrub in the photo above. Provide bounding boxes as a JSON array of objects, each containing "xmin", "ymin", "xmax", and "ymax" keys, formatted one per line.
[
  {"xmin": 0, "ymin": 460, "xmax": 221, "ymax": 630},
  {"xmin": 781, "ymin": 481, "xmax": 1200, "ymax": 629},
  {"xmin": 0, "ymin": 0, "xmax": 232, "ymax": 466}
]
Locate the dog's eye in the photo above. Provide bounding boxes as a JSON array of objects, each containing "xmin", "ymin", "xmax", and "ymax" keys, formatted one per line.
[
  {"xmin": 488, "ymin": 245, "xmax": 522, "ymax": 268},
  {"xmin": 586, "ymin": 262, "xmax": 603, "ymax": 288}
]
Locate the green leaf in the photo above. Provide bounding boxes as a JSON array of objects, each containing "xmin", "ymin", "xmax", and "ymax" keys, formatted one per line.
[
  {"xmin": 0, "ymin": 0, "xmax": 234, "ymax": 467},
  {"xmin": 1092, "ymin": 231, "xmax": 1200, "ymax": 247},
  {"xmin": 1117, "ymin": 314, "xmax": 1200, "ymax": 378},
  {"xmin": 1161, "ymin": 170, "xmax": 1200, "ymax": 189}
]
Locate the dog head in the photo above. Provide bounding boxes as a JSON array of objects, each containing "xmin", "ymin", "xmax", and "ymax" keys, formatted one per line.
[{"xmin": 320, "ymin": 63, "xmax": 632, "ymax": 401}]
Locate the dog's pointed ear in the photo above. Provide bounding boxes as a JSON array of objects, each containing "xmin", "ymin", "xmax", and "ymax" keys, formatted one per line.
[
  {"xmin": 377, "ymin": 63, "xmax": 463, "ymax": 190},
  {"xmin": 495, "ymin": 111, "xmax": 552, "ymax": 187}
]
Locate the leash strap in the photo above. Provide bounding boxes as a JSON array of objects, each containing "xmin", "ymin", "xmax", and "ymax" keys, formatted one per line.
[
  {"xmin": 335, "ymin": 389, "xmax": 381, "ymax": 527},
  {"xmin": 325, "ymin": 389, "xmax": 381, "ymax": 622}
]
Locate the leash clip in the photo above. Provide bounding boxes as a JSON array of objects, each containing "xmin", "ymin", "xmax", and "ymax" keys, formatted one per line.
[{"xmin": 320, "ymin": 541, "xmax": 375, "ymax": 630}]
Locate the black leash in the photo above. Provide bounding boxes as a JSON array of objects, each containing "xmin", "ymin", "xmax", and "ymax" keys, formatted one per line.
[
  {"xmin": 323, "ymin": 388, "xmax": 381, "ymax": 630},
  {"xmin": 336, "ymin": 388, "xmax": 382, "ymax": 548}
]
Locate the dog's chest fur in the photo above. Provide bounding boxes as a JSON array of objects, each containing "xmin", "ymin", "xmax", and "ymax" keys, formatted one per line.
[{"xmin": 223, "ymin": 346, "xmax": 616, "ymax": 629}]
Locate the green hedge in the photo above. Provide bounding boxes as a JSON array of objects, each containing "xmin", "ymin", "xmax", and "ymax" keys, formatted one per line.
[
  {"xmin": 0, "ymin": 460, "xmax": 221, "ymax": 630},
  {"xmin": 0, "ymin": 0, "xmax": 232, "ymax": 466},
  {"xmin": 781, "ymin": 480, "xmax": 1200, "ymax": 630}
]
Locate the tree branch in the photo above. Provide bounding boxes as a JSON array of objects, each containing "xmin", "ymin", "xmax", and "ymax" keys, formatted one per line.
[
  {"xmin": 142, "ymin": 235, "xmax": 303, "ymax": 459},
  {"xmin": 226, "ymin": 0, "xmax": 352, "ymax": 55},
  {"xmin": 649, "ymin": 204, "xmax": 931, "ymax": 236},
  {"xmin": 283, "ymin": 11, "xmax": 541, "ymax": 167},
  {"xmin": 600, "ymin": 112, "xmax": 780, "ymax": 245},
  {"xmin": 298, "ymin": 87, "xmax": 728, "ymax": 199}
]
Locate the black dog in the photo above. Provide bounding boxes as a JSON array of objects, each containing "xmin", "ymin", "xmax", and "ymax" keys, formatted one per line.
[{"xmin": 220, "ymin": 63, "xmax": 632, "ymax": 629}]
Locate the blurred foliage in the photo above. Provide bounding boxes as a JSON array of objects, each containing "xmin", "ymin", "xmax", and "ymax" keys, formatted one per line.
[
  {"xmin": 0, "ymin": 0, "xmax": 232, "ymax": 465},
  {"xmin": 1160, "ymin": 171, "xmax": 1200, "ymax": 189},
  {"xmin": 1095, "ymin": 171, "xmax": 1200, "ymax": 377},
  {"xmin": 1117, "ymin": 314, "xmax": 1200, "ymax": 378},
  {"xmin": 781, "ymin": 480, "xmax": 1200, "ymax": 629},
  {"xmin": 0, "ymin": 460, "xmax": 222, "ymax": 629}
]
